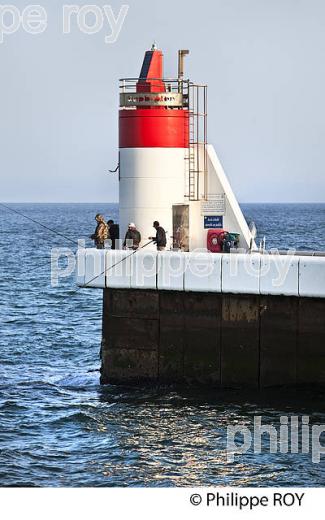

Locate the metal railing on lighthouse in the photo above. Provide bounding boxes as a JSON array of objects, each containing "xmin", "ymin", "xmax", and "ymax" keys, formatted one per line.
[{"xmin": 118, "ymin": 77, "xmax": 208, "ymax": 202}]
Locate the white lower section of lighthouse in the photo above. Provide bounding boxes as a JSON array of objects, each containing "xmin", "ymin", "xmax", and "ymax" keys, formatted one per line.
[
  {"xmin": 119, "ymin": 147, "xmax": 186, "ymax": 249},
  {"xmin": 119, "ymin": 145, "xmax": 256, "ymax": 251}
]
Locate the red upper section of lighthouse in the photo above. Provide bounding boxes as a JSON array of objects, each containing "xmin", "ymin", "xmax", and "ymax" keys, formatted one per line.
[{"xmin": 119, "ymin": 48, "xmax": 189, "ymax": 148}]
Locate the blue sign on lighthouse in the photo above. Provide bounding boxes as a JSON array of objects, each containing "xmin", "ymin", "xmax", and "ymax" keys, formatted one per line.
[{"xmin": 204, "ymin": 216, "xmax": 223, "ymax": 229}]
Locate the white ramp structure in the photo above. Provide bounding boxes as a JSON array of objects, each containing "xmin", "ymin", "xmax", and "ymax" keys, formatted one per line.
[
  {"xmin": 206, "ymin": 145, "xmax": 254, "ymax": 250},
  {"xmin": 187, "ymin": 144, "xmax": 255, "ymax": 251}
]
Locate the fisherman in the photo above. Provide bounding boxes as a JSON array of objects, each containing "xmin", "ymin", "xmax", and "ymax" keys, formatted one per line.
[
  {"xmin": 123, "ymin": 222, "xmax": 141, "ymax": 250},
  {"xmin": 90, "ymin": 214, "xmax": 109, "ymax": 249},
  {"xmin": 149, "ymin": 221, "xmax": 167, "ymax": 251},
  {"xmin": 107, "ymin": 219, "xmax": 120, "ymax": 250}
]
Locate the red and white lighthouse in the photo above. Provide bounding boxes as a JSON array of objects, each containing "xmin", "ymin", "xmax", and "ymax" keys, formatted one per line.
[
  {"xmin": 119, "ymin": 45, "xmax": 190, "ymax": 249},
  {"xmin": 118, "ymin": 45, "xmax": 255, "ymax": 252}
]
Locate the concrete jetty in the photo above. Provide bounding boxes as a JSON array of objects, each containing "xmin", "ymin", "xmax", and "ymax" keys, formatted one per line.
[{"xmin": 77, "ymin": 249, "xmax": 325, "ymax": 387}]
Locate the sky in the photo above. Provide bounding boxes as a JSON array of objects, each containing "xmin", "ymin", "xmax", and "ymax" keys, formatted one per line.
[{"xmin": 1, "ymin": 0, "xmax": 325, "ymax": 203}]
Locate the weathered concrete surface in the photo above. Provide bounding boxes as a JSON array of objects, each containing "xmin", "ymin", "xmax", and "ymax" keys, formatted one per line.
[
  {"xmin": 297, "ymin": 298, "xmax": 325, "ymax": 385},
  {"xmin": 100, "ymin": 289, "xmax": 325, "ymax": 388},
  {"xmin": 159, "ymin": 292, "xmax": 185, "ymax": 383},
  {"xmin": 183, "ymin": 293, "xmax": 221, "ymax": 385},
  {"xmin": 101, "ymin": 289, "xmax": 159, "ymax": 384},
  {"xmin": 221, "ymin": 295, "xmax": 259, "ymax": 388},
  {"xmin": 260, "ymin": 296, "xmax": 298, "ymax": 387}
]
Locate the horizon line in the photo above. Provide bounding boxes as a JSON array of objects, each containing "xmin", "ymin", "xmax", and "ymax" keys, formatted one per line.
[{"xmin": 1, "ymin": 201, "xmax": 325, "ymax": 205}]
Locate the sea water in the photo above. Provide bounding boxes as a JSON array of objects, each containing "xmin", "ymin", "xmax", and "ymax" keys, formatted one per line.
[{"xmin": 0, "ymin": 203, "xmax": 324, "ymax": 487}]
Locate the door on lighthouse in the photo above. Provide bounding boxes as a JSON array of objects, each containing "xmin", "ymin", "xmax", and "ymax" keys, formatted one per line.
[{"xmin": 172, "ymin": 204, "xmax": 189, "ymax": 252}]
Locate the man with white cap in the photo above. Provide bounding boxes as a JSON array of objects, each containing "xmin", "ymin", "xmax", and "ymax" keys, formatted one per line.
[{"xmin": 123, "ymin": 222, "xmax": 141, "ymax": 250}]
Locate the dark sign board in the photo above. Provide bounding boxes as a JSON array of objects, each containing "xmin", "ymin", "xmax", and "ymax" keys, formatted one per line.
[{"xmin": 204, "ymin": 216, "xmax": 223, "ymax": 229}]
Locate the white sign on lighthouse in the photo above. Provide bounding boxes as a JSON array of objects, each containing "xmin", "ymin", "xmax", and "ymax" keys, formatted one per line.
[{"xmin": 201, "ymin": 193, "xmax": 226, "ymax": 216}]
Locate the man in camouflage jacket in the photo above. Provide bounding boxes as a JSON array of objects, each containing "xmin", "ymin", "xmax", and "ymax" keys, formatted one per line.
[{"xmin": 90, "ymin": 214, "xmax": 109, "ymax": 249}]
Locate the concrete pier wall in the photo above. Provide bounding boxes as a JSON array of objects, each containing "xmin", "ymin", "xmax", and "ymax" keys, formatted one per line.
[
  {"xmin": 77, "ymin": 250, "xmax": 325, "ymax": 299},
  {"xmin": 100, "ymin": 289, "xmax": 325, "ymax": 388}
]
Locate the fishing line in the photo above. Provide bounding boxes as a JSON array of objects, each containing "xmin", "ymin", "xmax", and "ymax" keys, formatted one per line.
[
  {"xmin": 0, "ymin": 202, "xmax": 153, "ymax": 293},
  {"xmin": 0, "ymin": 202, "xmax": 96, "ymax": 277},
  {"xmin": 0, "ymin": 202, "xmax": 80, "ymax": 246}
]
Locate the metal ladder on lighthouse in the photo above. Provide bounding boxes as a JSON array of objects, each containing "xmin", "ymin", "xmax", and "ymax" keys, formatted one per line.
[{"xmin": 187, "ymin": 83, "xmax": 208, "ymax": 201}]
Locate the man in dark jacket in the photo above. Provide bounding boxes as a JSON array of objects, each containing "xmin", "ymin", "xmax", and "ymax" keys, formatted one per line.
[
  {"xmin": 123, "ymin": 222, "xmax": 141, "ymax": 250},
  {"xmin": 150, "ymin": 221, "xmax": 167, "ymax": 251},
  {"xmin": 107, "ymin": 220, "xmax": 120, "ymax": 250}
]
